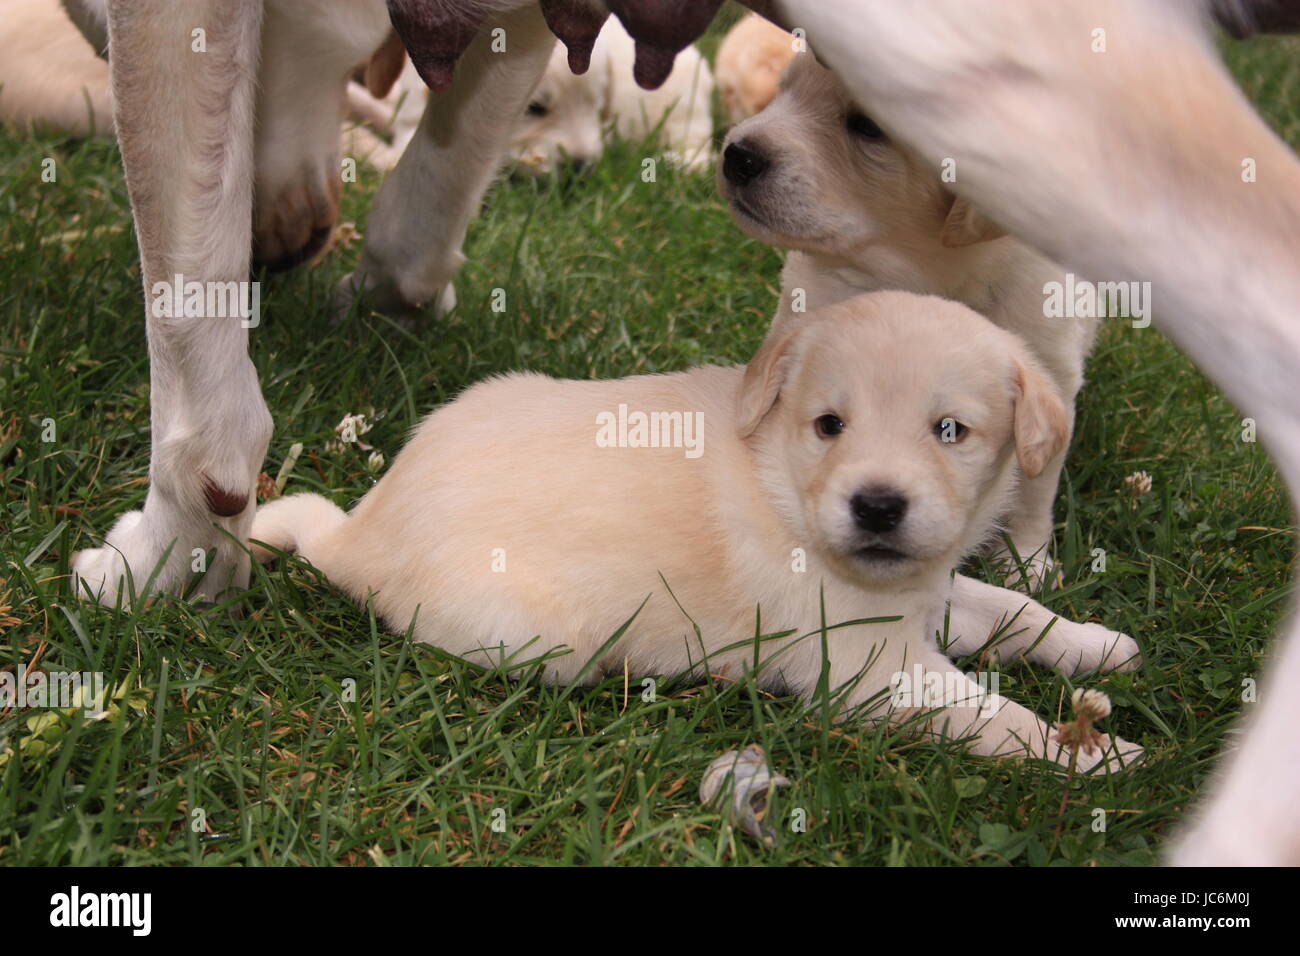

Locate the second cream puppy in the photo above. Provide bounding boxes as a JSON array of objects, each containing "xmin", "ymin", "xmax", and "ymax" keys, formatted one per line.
[
  {"xmin": 512, "ymin": 16, "xmax": 715, "ymax": 174},
  {"xmin": 719, "ymin": 55, "xmax": 1100, "ymax": 585},
  {"xmin": 253, "ymin": 292, "xmax": 1140, "ymax": 771}
]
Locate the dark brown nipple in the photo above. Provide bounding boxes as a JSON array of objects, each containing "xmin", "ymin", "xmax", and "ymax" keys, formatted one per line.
[
  {"xmin": 539, "ymin": 0, "xmax": 610, "ymax": 75},
  {"xmin": 391, "ymin": 0, "xmax": 785, "ymax": 92},
  {"xmin": 606, "ymin": 0, "xmax": 725, "ymax": 89},
  {"xmin": 386, "ymin": 0, "xmax": 485, "ymax": 91}
]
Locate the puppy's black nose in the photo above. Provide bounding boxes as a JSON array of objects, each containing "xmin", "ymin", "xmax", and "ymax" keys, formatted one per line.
[
  {"xmin": 723, "ymin": 141, "xmax": 770, "ymax": 186},
  {"xmin": 851, "ymin": 491, "xmax": 908, "ymax": 533}
]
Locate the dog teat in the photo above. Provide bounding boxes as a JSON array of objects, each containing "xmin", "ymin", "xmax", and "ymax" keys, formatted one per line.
[
  {"xmin": 539, "ymin": 0, "xmax": 610, "ymax": 75},
  {"xmin": 605, "ymin": 0, "xmax": 726, "ymax": 89},
  {"xmin": 386, "ymin": 0, "xmax": 484, "ymax": 92},
  {"xmin": 392, "ymin": 0, "xmax": 776, "ymax": 93}
]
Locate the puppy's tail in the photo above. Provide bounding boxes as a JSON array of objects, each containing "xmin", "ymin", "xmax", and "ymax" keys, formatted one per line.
[{"xmin": 250, "ymin": 493, "xmax": 348, "ymax": 567}]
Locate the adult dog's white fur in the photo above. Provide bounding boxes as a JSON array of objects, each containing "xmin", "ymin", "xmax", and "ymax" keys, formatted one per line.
[
  {"xmin": 719, "ymin": 54, "xmax": 1098, "ymax": 584},
  {"xmin": 65, "ymin": 0, "xmax": 1300, "ymax": 863},
  {"xmin": 252, "ymin": 292, "xmax": 1139, "ymax": 770}
]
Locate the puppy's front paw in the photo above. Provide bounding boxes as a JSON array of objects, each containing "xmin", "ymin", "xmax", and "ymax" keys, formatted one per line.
[
  {"xmin": 991, "ymin": 543, "xmax": 1058, "ymax": 593},
  {"xmin": 1071, "ymin": 623, "xmax": 1142, "ymax": 674},
  {"xmin": 1077, "ymin": 734, "xmax": 1145, "ymax": 774}
]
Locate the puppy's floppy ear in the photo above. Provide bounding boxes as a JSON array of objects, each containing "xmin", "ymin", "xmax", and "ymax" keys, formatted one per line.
[
  {"xmin": 1012, "ymin": 357, "xmax": 1070, "ymax": 479},
  {"xmin": 738, "ymin": 325, "xmax": 801, "ymax": 438},
  {"xmin": 365, "ymin": 29, "xmax": 409, "ymax": 99},
  {"xmin": 941, "ymin": 195, "xmax": 1005, "ymax": 248}
]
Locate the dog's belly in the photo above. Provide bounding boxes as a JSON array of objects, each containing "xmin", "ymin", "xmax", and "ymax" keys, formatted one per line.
[
  {"xmin": 356, "ymin": 543, "xmax": 915, "ymax": 693},
  {"xmin": 264, "ymin": 0, "xmax": 391, "ymax": 67}
]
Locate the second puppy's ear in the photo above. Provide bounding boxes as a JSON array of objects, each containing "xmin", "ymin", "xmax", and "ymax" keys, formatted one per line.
[
  {"xmin": 941, "ymin": 195, "xmax": 1005, "ymax": 248},
  {"xmin": 738, "ymin": 325, "xmax": 801, "ymax": 437},
  {"xmin": 365, "ymin": 29, "xmax": 409, "ymax": 99}
]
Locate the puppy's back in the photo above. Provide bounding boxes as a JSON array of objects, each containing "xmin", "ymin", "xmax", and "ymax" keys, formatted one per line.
[
  {"xmin": 0, "ymin": 0, "xmax": 113, "ymax": 136},
  {"xmin": 312, "ymin": 367, "xmax": 750, "ymax": 662}
]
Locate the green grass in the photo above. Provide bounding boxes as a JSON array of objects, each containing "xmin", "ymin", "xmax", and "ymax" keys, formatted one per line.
[{"xmin": 0, "ymin": 23, "xmax": 1296, "ymax": 866}]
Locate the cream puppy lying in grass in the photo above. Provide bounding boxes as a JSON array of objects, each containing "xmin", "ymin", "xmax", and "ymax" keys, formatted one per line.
[
  {"xmin": 719, "ymin": 55, "xmax": 1102, "ymax": 588},
  {"xmin": 252, "ymin": 292, "xmax": 1141, "ymax": 771},
  {"xmin": 511, "ymin": 17, "xmax": 714, "ymax": 174}
]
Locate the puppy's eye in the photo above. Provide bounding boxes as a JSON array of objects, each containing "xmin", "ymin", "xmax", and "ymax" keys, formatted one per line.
[
  {"xmin": 846, "ymin": 111, "xmax": 885, "ymax": 139},
  {"xmin": 934, "ymin": 418, "xmax": 968, "ymax": 443},
  {"xmin": 527, "ymin": 101, "xmax": 549, "ymax": 117},
  {"xmin": 815, "ymin": 414, "xmax": 845, "ymax": 438}
]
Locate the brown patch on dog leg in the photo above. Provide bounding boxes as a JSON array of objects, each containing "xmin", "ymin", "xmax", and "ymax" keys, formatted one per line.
[
  {"xmin": 203, "ymin": 477, "xmax": 249, "ymax": 518},
  {"xmin": 539, "ymin": 0, "xmax": 609, "ymax": 74},
  {"xmin": 386, "ymin": 0, "xmax": 484, "ymax": 91}
]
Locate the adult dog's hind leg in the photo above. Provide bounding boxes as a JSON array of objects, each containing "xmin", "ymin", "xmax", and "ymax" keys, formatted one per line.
[
  {"xmin": 338, "ymin": 3, "xmax": 556, "ymax": 315},
  {"xmin": 72, "ymin": 0, "xmax": 272, "ymax": 606},
  {"xmin": 252, "ymin": 0, "xmax": 392, "ymax": 271}
]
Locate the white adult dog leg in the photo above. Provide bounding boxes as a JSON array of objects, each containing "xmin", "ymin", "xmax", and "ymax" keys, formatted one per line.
[
  {"xmin": 774, "ymin": 0, "xmax": 1300, "ymax": 863},
  {"xmin": 944, "ymin": 574, "xmax": 1140, "ymax": 675},
  {"xmin": 338, "ymin": 3, "xmax": 556, "ymax": 314},
  {"xmin": 72, "ymin": 0, "xmax": 272, "ymax": 606}
]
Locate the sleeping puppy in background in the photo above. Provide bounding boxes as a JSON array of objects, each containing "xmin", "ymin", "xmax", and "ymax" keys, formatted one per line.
[
  {"xmin": 512, "ymin": 16, "xmax": 714, "ymax": 175},
  {"xmin": 719, "ymin": 54, "xmax": 1099, "ymax": 589},
  {"xmin": 252, "ymin": 291, "xmax": 1141, "ymax": 771}
]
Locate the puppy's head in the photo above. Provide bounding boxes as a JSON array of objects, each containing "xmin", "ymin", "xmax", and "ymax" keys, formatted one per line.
[
  {"xmin": 739, "ymin": 292, "xmax": 1067, "ymax": 583},
  {"xmin": 511, "ymin": 40, "xmax": 609, "ymax": 175},
  {"xmin": 718, "ymin": 55, "xmax": 1003, "ymax": 264}
]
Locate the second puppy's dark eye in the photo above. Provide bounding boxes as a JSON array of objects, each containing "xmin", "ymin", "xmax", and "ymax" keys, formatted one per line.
[
  {"xmin": 934, "ymin": 418, "xmax": 968, "ymax": 443},
  {"xmin": 846, "ymin": 111, "xmax": 885, "ymax": 139},
  {"xmin": 527, "ymin": 101, "xmax": 549, "ymax": 117},
  {"xmin": 815, "ymin": 414, "xmax": 845, "ymax": 438}
]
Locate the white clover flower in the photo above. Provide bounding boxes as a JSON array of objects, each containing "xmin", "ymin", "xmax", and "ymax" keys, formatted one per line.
[
  {"xmin": 1123, "ymin": 470, "xmax": 1153, "ymax": 496},
  {"xmin": 335, "ymin": 412, "xmax": 373, "ymax": 445},
  {"xmin": 366, "ymin": 451, "xmax": 386, "ymax": 473},
  {"xmin": 1071, "ymin": 687, "xmax": 1113, "ymax": 721}
]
